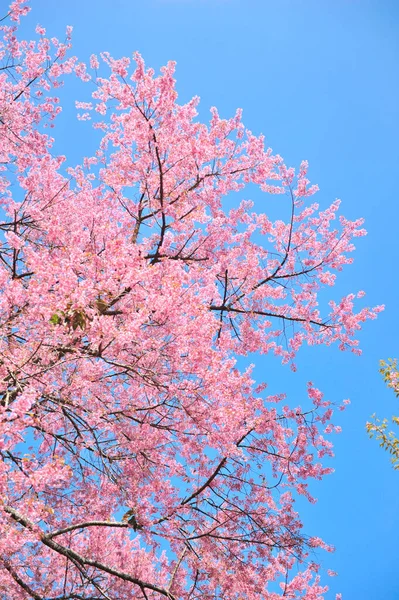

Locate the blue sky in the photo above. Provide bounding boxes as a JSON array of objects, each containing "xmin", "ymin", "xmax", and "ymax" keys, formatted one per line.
[{"xmin": 18, "ymin": 1, "xmax": 399, "ymax": 598}]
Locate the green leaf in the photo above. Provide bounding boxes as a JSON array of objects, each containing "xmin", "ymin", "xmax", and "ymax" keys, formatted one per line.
[
  {"xmin": 50, "ymin": 313, "xmax": 62, "ymax": 325},
  {"xmin": 71, "ymin": 310, "xmax": 86, "ymax": 331}
]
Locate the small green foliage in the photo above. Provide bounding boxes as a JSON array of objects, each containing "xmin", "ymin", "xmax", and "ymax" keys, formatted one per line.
[
  {"xmin": 49, "ymin": 307, "xmax": 87, "ymax": 331},
  {"xmin": 49, "ymin": 313, "xmax": 62, "ymax": 325},
  {"xmin": 69, "ymin": 310, "xmax": 87, "ymax": 331},
  {"xmin": 368, "ymin": 359, "xmax": 399, "ymax": 470}
]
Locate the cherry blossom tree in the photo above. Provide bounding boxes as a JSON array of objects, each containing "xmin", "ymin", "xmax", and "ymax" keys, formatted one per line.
[{"xmin": 0, "ymin": 2, "xmax": 383, "ymax": 599}]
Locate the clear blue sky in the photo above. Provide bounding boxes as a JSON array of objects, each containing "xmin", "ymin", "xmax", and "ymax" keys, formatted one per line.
[{"xmin": 18, "ymin": 1, "xmax": 399, "ymax": 598}]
